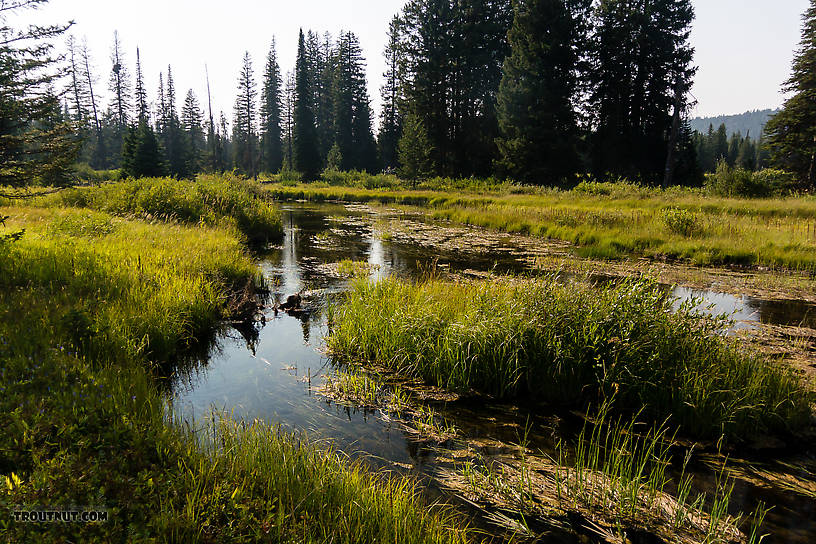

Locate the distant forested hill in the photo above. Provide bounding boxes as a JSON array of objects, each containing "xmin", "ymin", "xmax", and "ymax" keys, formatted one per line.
[{"xmin": 690, "ymin": 109, "xmax": 779, "ymax": 138}]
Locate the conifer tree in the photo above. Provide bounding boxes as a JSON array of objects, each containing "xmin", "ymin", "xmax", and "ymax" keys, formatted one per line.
[
  {"xmin": 332, "ymin": 31, "xmax": 377, "ymax": 172},
  {"xmin": 589, "ymin": 0, "xmax": 696, "ymax": 182},
  {"xmin": 495, "ymin": 0, "xmax": 590, "ymax": 184},
  {"xmin": 181, "ymin": 89, "xmax": 204, "ymax": 174},
  {"xmin": 107, "ymin": 30, "xmax": 131, "ymax": 165},
  {"xmin": 765, "ymin": 0, "xmax": 816, "ymax": 188},
  {"xmin": 260, "ymin": 39, "xmax": 283, "ymax": 173},
  {"xmin": 282, "ymin": 70, "xmax": 295, "ymax": 170},
  {"xmin": 233, "ymin": 51, "xmax": 258, "ymax": 177},
  {"xmin": 293, "ymin": 29, "xmax": 321, "ymax": 179},
  {"xmin": 121, "ymin": 121, "xmax": 166, "ymax": 177},
  {"xmin": 134, "ymin": 47, "xmax": 148, "ymax": 124},
  {"xmin": 398, "ymin": 112, "xmax": 431, "ymax": 181},
  {"xmin": 378, "ymin": 16, "xmax": 403, "ymax": 170},
  {"xmin": 0, "ymin": 0, "xmax": 79, "ymax": 187},
  {"xmin": 163, "ymin": 66, "xmax": 187, "ymax": 176},
  {"xmin": 80, "ymin": 39, "xmax": 104, "ymax": 167}
]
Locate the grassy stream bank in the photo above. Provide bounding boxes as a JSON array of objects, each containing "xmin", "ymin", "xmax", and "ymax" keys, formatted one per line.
[
  {"xmin": 264, "ymin": 177, "xmax": 816, "ymax": 272},
  {"xmin": 0, "ymin": 179, "xmax": 468, "ymax": 543}
]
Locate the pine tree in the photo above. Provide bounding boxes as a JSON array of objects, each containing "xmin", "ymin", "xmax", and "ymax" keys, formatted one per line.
[
  {"xmin": 79, "ymin": 39, "xmax": 105, "ymax": 167},
  {"xmin": 181, "ymin": 89, "xmax": 204, "ymax": 174},
  {"xmin": 589, "ymin": 0, "xmax": 696, "ymax": 182},
  {"xmin": 398, "ymin": 112, "xmax": 431, "ymax": 182},
  {"xmin": 378, "ymin": 16, "xmax": 403, "ymax": 170},
  {"xmin": 232, "ymin": 51, "xmax": 258, "ymax": 177},
  {"xmin": 107, "ymin": 30, "xmax": 131, "ymax": 166},
  {"xmin": 260, "ymin": 39, "xmax": 283, "ymax": 173},
  {"xmin": 332, "ymin": 31, "xmax": 377, "ymax": 172},
  {"xmin": 496, "ymin": 0, "xmax": 590, "ymax": 184},
  {"xmin": 121, "ymin": 121, "xmax": 166, "ymax": 178},
  {"xmin": 163, "ymin": 66, "xmax": 187, "ymax": 176},
  {"xmin": 765, "ymin": 0, "xmax": 816, "ymax": 188},
  {"xmin": 0, "ymin": 0, "xmax": 79, "ymax": 187},
  {"xmin": 282, "ymin": 70, "xmax": 295, "ymax": 170},
  {"xmin": 134, "ymin": 47, "xmax": 148, "ymax": 124},
  {"xmin": 398, "ymin": 0, "xmax": 512, "ymax": 177},
  {"xmin": 293, "ymin": 29, "xmax": 321, "ymax": 179}
]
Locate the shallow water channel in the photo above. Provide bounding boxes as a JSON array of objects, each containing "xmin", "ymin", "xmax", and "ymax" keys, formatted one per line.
[{"xmin": 171, "ymin": 202, "xmax": 816, "ymax": 543}]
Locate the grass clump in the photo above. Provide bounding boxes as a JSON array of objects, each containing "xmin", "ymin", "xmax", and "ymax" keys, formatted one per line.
[
  {"xmin": 44, "ymin": 174, "xmax": 283, "ymax": 244},
  {"xmin": 327, "ymin": 275, "xmax": 811, "ymax": 440}
]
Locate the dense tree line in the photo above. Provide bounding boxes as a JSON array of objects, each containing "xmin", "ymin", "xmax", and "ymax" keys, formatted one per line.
[
  {"xmin": 692, "ymin": 124, "xmax": 770, "ymax": 173},
  {"xmin": 5, "ymin": 0, "xmax": 816, "ymax": 189}
]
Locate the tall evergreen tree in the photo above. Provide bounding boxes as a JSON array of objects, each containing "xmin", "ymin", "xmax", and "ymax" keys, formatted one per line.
[
  {"xmin": 107, "ymin": 30, "xmax": 131, "ymax": 166},
  {"xmin": 80, "ymin": 39, "xmax": 104, "ymax": 167},
  {"xmin": 589, "ymin": 0, "xmax": 696, "ymax": 183},
  {"xmin": 259, "ymin": 39, "xmax": 283, "ymax": 173},
  {"xmin": 0, "ymin": 0, "xmax": 78, "ymax": 187},
  {"xmin": 134, "ymin": 47, "xmax": 148, "ymax": 123},
  {"xmin": 163, "ymin": 66, "xmax": 187, "ymax": 176},
  {"xmin": 181, "ymin": 89, "xmax": 204, "ymax": 174},
  {"xmin": 282, "ymin": 69, "xmax": 295, "ymax": 170},
  {"xmin": 121, "ymin": 121, "xmax": 166, "ymax": 178},
  {"xmin": 378, "ymin": 16, "xmax": 404, "ymax": 170},
  {"xmin": 398, "ymin": 0, "xmax": 512, "ymax": 177},
  {"xmin": 232, "ymin": 51, "xmax": 258, "ymax": 177},
  {"xmin": 293, "ymin": 29, "xmax": 321, "ymax": 179},
  {"xmin": 495, "ymin": 0, "xmax": 590, "ymax": 184},
  {"xmin": 332, "ymin": 31, "xmax": 377, "ymax": 171},
  {"xmin": 765, "ymin": 0, "xmax": 816, "ymax": 188}
]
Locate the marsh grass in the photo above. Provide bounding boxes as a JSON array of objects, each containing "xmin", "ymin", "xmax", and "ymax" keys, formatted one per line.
[
  {"xmin": 327, "ymin": 275, "xmax": 811, "ymax": 440},
  {"xmin": 40, "ymin": 174, "xmax": 283, "ymax": 244},
  {"xmin": 0, "ymin": 206, "xmax": 471, "ymax": 542},
  {"xmin": 320, "ymin": 368, "xmax": 457, "ymax": 442},
  {"xmin": 454, "ymin": 407, "xmax": 767, "ymax": 543},
  {"xmin": 265, "ymin": 178, "xmax": 816, "ymax": 271},
  {"xmin": 0, "ymin": 206, "xmax": 259, "ymax": 364}
]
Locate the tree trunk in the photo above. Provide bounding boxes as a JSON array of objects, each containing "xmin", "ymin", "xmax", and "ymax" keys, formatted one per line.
[
  {"xmin": 809, "ymin": 135, "xmax": 816, "ymax": 191},
  {"xmin": 663, "ymin": 82, "xmax": 683, "ymax": 189}
]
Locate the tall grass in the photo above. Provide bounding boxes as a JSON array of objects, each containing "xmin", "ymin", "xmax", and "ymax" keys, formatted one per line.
[
  {"xmin": 0, "ymin": 206, "xmax": 471, "ymax": 543},
  {"xmin": 0, "ymin": 207, "xmax": 258, "ymax": 364},
  {"xmin": 41, "ymin": 174, "xmax": 283, "ymax": 244},
  {"xmin": 265, "ymin": 177, "xmax": 816, "ymax": 270},
  {"xmin": 327, "ymin": 275, "xmax": 811, "ymax": 440},
  {"xmin": 457, "ymin": 404, "xmax": 765, "ymax": 543}
]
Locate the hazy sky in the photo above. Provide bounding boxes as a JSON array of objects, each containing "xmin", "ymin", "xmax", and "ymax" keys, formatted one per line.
[{"xmin": 7, "ymin": 0, "xmax": 810, "ymax": 125}]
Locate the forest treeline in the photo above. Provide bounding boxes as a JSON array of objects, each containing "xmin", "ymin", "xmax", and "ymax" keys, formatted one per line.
[{"xmin": 3, "ymin": 0, "xmax": 816, "ymax": 189}]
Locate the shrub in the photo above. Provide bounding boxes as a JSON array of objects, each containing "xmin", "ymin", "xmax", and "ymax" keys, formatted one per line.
[
  {"xmin": 704, "ymin": 161, "xmax": 797, "ymax": 198},
  {"xmin": 661, "ymin": 207, "xmax": 701, "ymax": 237}
]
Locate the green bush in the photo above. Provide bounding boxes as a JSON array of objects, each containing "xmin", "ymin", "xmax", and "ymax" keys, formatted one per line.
[
  {"xmin": 73, "ymin": 163, "xmax": 124, "ymax": 184},
  {"xmin": 661, "ymin": 207, "xmax": 701, "ymax": 237},
  {"xmin": 705, "ymin": 161, "xmax": 798, "ymax": 198}
]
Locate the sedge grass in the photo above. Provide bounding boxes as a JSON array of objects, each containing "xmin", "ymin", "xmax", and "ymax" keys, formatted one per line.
[
  {"xmin": 327, "ymin": 275, "xmax": 812, "ymax": 440},
  {"xmin": 0, "ymin": 207, "xmax": 472, "ymax": 543},
  {"xmin": 456, "ymin": 404, "xmax": 767, "ymax": 543},
  {"xmin": 1, "ymin": 206, "xmax": 259, "ymax": 364},
  {"xmin": 38, "ymin": 173, "xmax": 283, "ymax": 244}
]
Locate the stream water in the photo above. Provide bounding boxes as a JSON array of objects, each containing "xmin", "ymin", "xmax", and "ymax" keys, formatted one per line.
[{"xmin": 171, "ymin": 202, "xmax": 816, "ymax": 543}]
